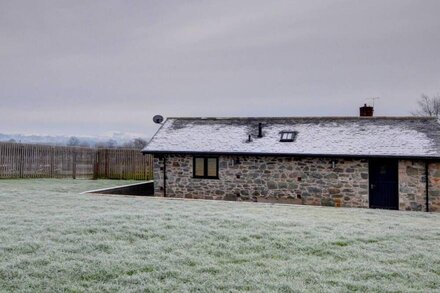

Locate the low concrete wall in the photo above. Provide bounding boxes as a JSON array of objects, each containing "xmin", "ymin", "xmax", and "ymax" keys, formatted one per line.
[{"xmin": 85, "ymin": 181, "xmax": 154, "ymax": 196}]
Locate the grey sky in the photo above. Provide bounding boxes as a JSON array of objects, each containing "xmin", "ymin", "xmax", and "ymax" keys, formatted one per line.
[{"xmin": 1, "ymin": 0, "xmax": 439, "ymax": 138}]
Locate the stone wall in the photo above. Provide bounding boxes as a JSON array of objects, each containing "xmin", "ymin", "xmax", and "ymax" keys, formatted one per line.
[
  {"xmin": 154, "ymin": 155, "xmax": 369, "ymax": 208},
  {"xmin": 399, "ymin": 160, "xmax": 440, "ymax": 212},
  {"xmin": 428, "ymin": 162, "xmax": 440, "ymax": 212},
  {"xmin": 399, "ymin": 160, "xmax": 426, "ymax": 211}
]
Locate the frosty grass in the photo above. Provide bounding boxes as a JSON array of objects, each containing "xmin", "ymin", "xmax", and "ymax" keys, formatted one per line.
[{"xmin": 0, "ymin": 179, "xmax": 440, "ymax": 292}]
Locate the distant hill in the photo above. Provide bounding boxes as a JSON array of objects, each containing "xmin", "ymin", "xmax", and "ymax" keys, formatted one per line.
[{"xmin": 0, "ymin": 132, "xmax": 149, "ymax": 148}]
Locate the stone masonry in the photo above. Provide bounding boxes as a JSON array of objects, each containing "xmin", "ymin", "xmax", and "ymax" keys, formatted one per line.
[
  {"xmin": 153, "ymin": 155, "xmax": 440, "ymax": 212},
  {"xmin": 154, "ymin": 155, "xmax": 369, "ymax": 208},
  {"xmin": 429, "ymin": 162, "xmax": 440, "ymax": 212},
  {"xmin": 399, "ymin": 160, "xmax": 440, "ymax": 212}
]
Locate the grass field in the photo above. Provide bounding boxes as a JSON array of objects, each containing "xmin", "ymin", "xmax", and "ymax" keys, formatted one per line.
[{"xmin": 1, "ymin": 179, "xmax": 440, "ymax": 292}]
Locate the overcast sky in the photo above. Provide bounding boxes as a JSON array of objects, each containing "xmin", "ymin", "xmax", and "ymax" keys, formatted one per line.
[{"xmin": 1, "ymin": 0, "xmax": 439, "ymax": 138}]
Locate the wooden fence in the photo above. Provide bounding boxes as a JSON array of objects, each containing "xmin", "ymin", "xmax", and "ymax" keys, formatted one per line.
[{"xmin": 0, "ymin": 142, "xmax": 153, "ymax": 180}]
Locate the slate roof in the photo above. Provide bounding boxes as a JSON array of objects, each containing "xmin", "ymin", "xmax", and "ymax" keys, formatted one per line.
[{"xmin": 142, "ymin": 117, "xmax": 440, "ymax": 159}]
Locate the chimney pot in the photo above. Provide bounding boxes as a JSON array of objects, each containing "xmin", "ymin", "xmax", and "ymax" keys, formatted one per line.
[
  {"xmin": 258, "ymin": 123, "xmax": 263, "ymax": 138},
  {"xmin": 360, "ymin": 104, "xmax": 374, "ymax": 117}
]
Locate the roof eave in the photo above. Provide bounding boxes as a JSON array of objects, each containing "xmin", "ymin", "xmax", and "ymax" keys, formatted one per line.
[{"xmin": 141, "ymin": 150, "xmax": 440, "ymax": 161}]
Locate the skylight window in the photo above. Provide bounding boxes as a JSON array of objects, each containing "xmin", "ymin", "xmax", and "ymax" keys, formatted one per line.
[{"xmin": 280, "ymin": 131, "xmax": 297, "ymax": 142}]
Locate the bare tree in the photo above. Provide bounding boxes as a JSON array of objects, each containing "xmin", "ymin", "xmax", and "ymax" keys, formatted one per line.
[
  {"xmin": 413, "ymin": 94, "xmax": 440, "ymax": 118},
  {"xmin": 67, "ymin": 136, "xmax": 81, "ymax": 146},
  {"xmin": 123, "ymin": 138, "xmax": 148, "ymax": 149},
  {"xmin": 79, "ymin": 141, "xmax": 91, "ymax": 148},
  {"xmin": 132, "ymin": 138, "xmax": 148, "ymax": 149}
]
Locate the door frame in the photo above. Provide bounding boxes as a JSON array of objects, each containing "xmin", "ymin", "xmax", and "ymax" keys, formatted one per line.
[{"xmin": 368, "ymin": 159, "xmax": 399, "ymax": 210}]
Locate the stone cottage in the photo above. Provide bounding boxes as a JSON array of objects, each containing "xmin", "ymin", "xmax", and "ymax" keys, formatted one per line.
[{"xmin": 142, "ymin": 107, "xmax": 440, "ymax": 212}]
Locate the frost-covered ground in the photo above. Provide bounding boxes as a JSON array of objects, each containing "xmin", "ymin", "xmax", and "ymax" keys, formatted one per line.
[{"xmin": 1, "ymin": 180, "xmax": 440, "ymax": 292}]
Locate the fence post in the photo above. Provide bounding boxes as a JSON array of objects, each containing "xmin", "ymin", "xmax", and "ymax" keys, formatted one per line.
[
  {"xmin": 105, "ymin": 149, "xmax": 109, "ymax": 178},
  {"xmin": 19, "ymin": 144, "xmax": 24, "ymax": 178},
  {"xmin": 72, "ymin": 149, "xmax": 77, "ymax": 179},
  {"xmin": 50, "ymin": 147, "xmax": 55, "ymax": 178},
  {"xmin": 93, "ymin": 150, "xmax": 99, "ymax": 179}
]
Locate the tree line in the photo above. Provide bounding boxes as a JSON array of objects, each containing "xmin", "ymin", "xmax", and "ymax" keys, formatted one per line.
[{"xmin": 67, "ymin": 137, "xmax": 148, "ymax": 149}]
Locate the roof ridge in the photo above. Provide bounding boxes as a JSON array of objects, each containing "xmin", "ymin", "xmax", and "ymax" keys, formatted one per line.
[{"xmin": 166, "ymin": 116, "xmax": 436, "ymax": 120}]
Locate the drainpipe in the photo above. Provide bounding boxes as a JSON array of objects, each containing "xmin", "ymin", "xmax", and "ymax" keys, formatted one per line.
[
  {"xmin": 163, "ymin": 155, "xmax": 167, "ymax": 197},
  {"xmin": 425, "ymin": 160, "xmax": 429, "ymax": 212}
]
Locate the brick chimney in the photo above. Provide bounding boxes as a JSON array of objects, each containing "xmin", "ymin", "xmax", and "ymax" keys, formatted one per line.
[{"xmin": 360, "ymin": 104, "xmax": 374, "ymax": 117}]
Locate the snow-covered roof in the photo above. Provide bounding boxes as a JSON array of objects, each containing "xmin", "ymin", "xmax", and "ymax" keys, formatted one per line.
[{"xmin": 142, "ymin": 117, "xmax": 440, "ymax": 158}]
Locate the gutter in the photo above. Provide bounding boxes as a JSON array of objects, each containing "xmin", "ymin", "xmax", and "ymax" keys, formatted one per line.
[
  {"xmin": 426, "ymin": 161, "xmax": 429, "ymax": 212},
  {"xmin": 163, "ymin": 155, "xmax": 167, "ymax": 197},
  {"xmin": 141, "ymin": 150, "xmax": 440, "ymax": 162}
]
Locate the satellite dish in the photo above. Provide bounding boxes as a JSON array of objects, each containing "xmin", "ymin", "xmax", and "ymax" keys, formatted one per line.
[{"xmin": 153, "ymin": 115, "xmax": 164, "ymax": 124}]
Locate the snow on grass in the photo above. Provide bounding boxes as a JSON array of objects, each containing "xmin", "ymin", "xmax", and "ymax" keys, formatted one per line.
[{"xmin": 1, "ymin": 179, "xmax": 440, "ymax": 292}]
